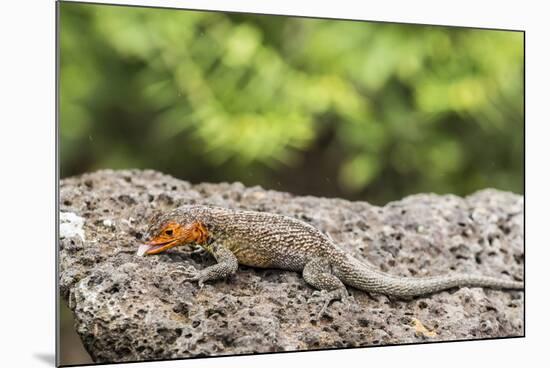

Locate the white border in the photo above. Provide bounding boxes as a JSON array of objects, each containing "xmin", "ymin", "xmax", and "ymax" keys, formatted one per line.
[{"xmin": 1, "ymin": 1, "xmax": 548, "ymax": 367}]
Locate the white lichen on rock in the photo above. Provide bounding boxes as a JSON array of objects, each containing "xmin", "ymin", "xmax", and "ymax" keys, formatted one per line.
[{"xmin": 60, "ymin": 211, "xmax": 86, "ymax": 241}]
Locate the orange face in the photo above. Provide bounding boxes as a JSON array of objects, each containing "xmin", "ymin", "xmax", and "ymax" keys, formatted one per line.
[{"xmin": 143, "ymin": 221, "xmax": 208, "ymax": 255}]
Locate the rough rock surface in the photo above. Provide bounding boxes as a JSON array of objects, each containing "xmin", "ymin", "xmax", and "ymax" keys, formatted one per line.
[{"xmin": 59, "ymin": 170, "xmax": 524, "ymax": 363}]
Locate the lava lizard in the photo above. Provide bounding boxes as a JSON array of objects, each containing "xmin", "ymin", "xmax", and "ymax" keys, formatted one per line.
[{"xmin": 137, "ymin": 205, "xmax": 523, "ymax": 314}]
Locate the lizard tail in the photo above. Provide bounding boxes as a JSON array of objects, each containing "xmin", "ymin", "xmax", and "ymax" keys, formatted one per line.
[{"xmin": 333, "ymin": 256, "xmax": 524, "ymax": 298}]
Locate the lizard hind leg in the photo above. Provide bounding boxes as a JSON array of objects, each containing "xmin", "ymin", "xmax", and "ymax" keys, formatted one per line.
[{"xmin": 303, "ymin": 258, "xmax": 350, "ymax": 318}]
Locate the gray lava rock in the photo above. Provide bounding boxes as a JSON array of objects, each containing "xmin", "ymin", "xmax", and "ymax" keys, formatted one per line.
[{"xmin": 59, "ymin": 170, "xmax": 524, "ymax": 363}]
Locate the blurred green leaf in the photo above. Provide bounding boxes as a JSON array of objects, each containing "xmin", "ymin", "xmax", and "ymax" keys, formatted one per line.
[
  {"xmin": 339, "ymin": 154, "xmax": 380, "ymax": 192},
  {"xmin": 59, "ymin": 2, "xmax": 524, "ymax": 203}
]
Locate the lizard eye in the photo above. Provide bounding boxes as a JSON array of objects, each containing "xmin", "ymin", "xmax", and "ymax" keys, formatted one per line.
[{"xmin": 165, "ymin": 229, "xmax": 173, "ymax": 236}]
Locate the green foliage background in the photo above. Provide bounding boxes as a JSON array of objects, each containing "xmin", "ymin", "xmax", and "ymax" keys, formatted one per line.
[{"xmin": 60, "ymin": 3, "xmax": 524, "ymax": 205}]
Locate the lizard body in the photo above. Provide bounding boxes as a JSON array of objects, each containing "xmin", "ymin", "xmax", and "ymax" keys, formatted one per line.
[{"xmin": 139, "ymin": 205, "xmax": 523, "ymax": 311}]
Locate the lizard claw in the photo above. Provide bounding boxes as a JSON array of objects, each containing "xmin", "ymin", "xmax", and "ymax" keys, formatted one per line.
[
  {"xmin": 172, "ymin": 266, "xmax": 209, "ymax": 288},
  {"xmin": 190, "ymin": 246, "xmax": 207, "ymax": 256},
  {"xmin": 308, "ymin": 289, "xmax": 350, "ymax": 319},
  {"xmin": 173, "ymin": 266, "xmax": 199, "ymax": 280},
  {"xmin": 310, "ymin": 290, "xmax": 323, "ymax": 298}
]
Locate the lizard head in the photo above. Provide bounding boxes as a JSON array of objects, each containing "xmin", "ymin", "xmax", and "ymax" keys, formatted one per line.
[{"xmin": 137, "ymin": 207, "xmax": 209, "ymax": 256}]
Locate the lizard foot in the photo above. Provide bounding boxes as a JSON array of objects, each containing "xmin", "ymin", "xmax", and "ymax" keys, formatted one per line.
[
  {"xmin": 171, "ymin": 266, "xmax": 208, "ymax": 288},
  {"xmin": 307, "ymin": 288, "xmax": 351, "ymax": 319}
]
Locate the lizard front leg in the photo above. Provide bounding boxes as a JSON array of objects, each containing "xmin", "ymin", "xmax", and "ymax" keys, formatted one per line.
[
  {"xmin": 174, "ymin": 243, "xmax": 238, "ymax": 288},
  {"xmin": 303, "ymin": 258, "xmax": 350, "ymax": 318}
]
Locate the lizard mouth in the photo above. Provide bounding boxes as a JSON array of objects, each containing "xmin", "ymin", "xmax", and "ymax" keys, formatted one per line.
[{"xmin": 137, "ymin": 239, "xmax": 182, "ymax": 256}]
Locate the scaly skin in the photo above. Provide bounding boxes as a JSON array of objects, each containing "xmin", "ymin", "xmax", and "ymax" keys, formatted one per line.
[{"xmin": 142, "ymin": 205, "xmax": 523, "ymax": 314}]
